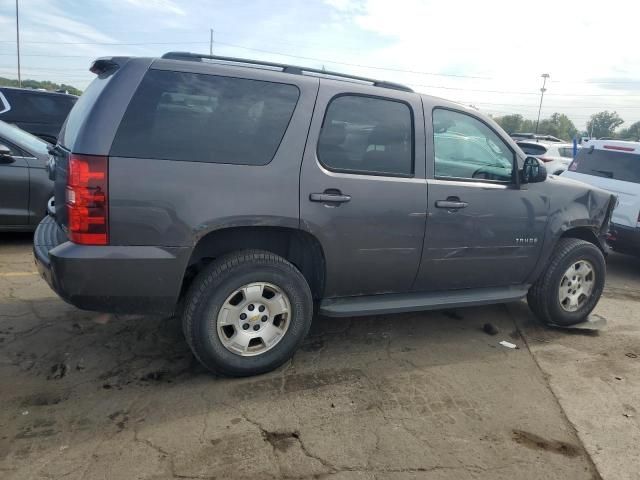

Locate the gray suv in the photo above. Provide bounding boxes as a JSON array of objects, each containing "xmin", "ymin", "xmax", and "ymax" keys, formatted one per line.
[{"xmin": 35, "ymin": 53, "xmax": 616, "ymax": 376}]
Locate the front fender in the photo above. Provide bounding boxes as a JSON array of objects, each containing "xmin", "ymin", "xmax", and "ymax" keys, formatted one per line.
[{"xmin": 526, "ymin": 176, "xmax": 615, "ymax": 284}]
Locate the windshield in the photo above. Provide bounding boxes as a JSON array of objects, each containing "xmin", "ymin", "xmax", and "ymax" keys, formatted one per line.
[
  {"xmin": 0, "ymin": 120, "xmax": 49, "ymax": 155},
  {"xmin": 568, "ymin": 148, "xmax": 640, "ymax": 183}
]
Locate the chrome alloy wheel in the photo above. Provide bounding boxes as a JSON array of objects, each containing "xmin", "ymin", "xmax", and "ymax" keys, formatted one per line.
[
  {"xmin": 558, "ymin": 260, "xmax": 595, "ymax": 312},
  {"xmin": 216, "ymin": 282, "xmax": 291, "ymax": 356}
]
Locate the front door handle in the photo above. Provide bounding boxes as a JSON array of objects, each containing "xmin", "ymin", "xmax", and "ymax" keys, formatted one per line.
[
  {"xmin": 310, "ymin": 192, "xmax": 351, "ymax": 203},
  {"xmin": 435, "ymin": 199, "xmax": 468, "ymax": 209}
]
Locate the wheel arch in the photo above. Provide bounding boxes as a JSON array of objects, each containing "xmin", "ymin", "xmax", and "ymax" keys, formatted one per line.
[
  {"xmin": 182, "ymin": 226, "xmax": 326, "ymax": 300},
  {"xmin": 560, "ymin": 226, "xmax": 603, "ymax": 252}
]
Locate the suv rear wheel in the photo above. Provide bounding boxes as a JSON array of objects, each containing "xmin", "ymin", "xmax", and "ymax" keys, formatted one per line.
[
  {"xmin": 527, "ymin": 238, "xmax": 605, "ymax": 326},
  {"xmin": 182, "ymin": 250, "xmax": 313, "ymax": 376}
]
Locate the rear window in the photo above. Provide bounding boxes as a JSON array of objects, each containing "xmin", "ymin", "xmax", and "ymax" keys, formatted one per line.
[
  {"xmin": 517, "ymin": 142, "xmax": 547, "ymax": 156},
  {"xmin": 110, "ymin": 70, "xmax": 300, "ymax": 165},
  {"xmin": 568, "ymin": 148, "xmax": 640, "ymax": 183}
]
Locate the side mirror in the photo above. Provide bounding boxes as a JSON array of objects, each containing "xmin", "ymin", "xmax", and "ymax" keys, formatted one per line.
[
  {"xmin": 0, "ymin": 144, "xmax": 14, "ymax": 164},
  {"xmin": 521, "ymin": 156, "xmax": 547, "ymax": 184}
]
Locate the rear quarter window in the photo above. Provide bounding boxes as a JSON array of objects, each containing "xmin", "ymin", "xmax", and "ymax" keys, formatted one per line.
[
  {"xmin": 110, "ymin": 70, "xmax": 300, "ymax": 165},
  {"xmin": 568, "ymin": 148, "xmax": 640, "ymax": 183},
  {"xmin": 557, "ymin": 147, "xmax": 574, "ymax": 158},
  {"xmin": 517, "ymin": 142, "xmax": 547, "ymax": 156}
]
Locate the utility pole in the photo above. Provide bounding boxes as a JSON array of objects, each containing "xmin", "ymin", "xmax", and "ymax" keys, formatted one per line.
[
  {"xmin": 209, "ymin": 28, "xmax": 213, "ymax": 56},
  {"xmin": 15, "ymin": 0, "xmax": 21, "ymax": 87},
  {"xmin": 535, "ymin": 73, "xmax": 550, "ymax": 134}
]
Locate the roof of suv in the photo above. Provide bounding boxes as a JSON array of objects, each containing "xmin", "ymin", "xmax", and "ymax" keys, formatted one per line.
[{"xmin": 158, "ymin": 52, "xmax": 414, "ymax": 93}]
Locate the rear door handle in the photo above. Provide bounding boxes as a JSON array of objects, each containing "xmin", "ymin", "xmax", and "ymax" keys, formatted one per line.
[
  {"xmin": 310, "ymin": 192, "xmax": 351, "ymax": 203},
  {"xmin": 435, "ymin": 199, "xmax": 468, "ymax": 209}
]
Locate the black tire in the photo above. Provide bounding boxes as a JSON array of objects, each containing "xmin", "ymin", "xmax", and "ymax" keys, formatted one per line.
[
  {"xmin": 182, "ymin": 250, "xmax": 313, "ymax": 377},
  {"xmin": 527, "ymin": 238, "xmax": 605, "ymax": 326}
]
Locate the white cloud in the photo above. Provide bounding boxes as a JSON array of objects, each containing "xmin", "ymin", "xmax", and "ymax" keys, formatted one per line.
[
  {"xmin": 119, "ymin": 0, "xmax": 186, "ymax": 16},
  {"xmin": 322, "ymin": 0, "xmax": 640, "ymax": 129}
]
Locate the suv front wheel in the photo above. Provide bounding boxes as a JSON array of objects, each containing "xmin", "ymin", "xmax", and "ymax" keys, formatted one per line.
[
  {"xmin": 527, "ymin": 238, "xmax": 605, "ymax": 326},
  {"xmin": 182, "ymin": 250, "xmax": 313, "ymax": 376}
]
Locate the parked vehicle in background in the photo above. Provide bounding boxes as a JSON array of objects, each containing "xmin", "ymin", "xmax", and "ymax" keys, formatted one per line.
[
  {"xmin": 35, "ymin": 53, "xmax": 615, "ymax": 377},
  {"xmin": 563, "ymin": 140, "xmax": 640, "ymax": 255},
  {"xmin": 0, "ymin": 120, "xmax": 53, "ymax": 231},
  {"xmin": 0, "ymin": 87, "xmax": 77, "ymax": 144},
  {"xmin": 511, "ymin": 133, "xmax": 564, "ymax": 143},
  {"xmin": 516, "ymin": 140, "xmax": 578, "ymax": 175}
]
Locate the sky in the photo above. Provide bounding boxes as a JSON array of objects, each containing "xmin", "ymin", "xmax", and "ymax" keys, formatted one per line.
[{"xmin": 0, "ymin": 0, "xmax": 639, "ymax": 130}]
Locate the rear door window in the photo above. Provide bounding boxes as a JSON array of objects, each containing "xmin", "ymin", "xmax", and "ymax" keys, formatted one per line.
[
  {"xmin": 111, "ymin": 70, "xmax": 300, "ymax": 165},
  {"xmin": 317, "ymin": 95, "xmax": 413, "ymax": 176},
  {"xmin": 568, "ymin": 148, "xmax": 640, "ymax": 183}
]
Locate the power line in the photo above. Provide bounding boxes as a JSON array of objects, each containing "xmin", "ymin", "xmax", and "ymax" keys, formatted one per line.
[{"xmin": 408, "ymin": 82, "xmax": 640, "ymax": 97}]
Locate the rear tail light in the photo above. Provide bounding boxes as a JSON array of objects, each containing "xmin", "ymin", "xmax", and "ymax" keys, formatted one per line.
[
  {"xmin": 539, "ymin": 157, "xmax": 553, "ymax": 163},
  {"xmin": 66, "ymin": 154, "xmax": 108, "ymax": 245}
]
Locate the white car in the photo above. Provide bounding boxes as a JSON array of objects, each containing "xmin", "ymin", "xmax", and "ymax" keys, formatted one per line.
[
  {"xmin": 516, "ymin": 140, "xmax": 577, "ymax": 175},
  {"xmin": 563, "ymin": 140, "xmax": 640, "ymax": 255}
]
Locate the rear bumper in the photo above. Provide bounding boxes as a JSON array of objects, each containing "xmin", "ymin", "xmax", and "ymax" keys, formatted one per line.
[
  {"xmin": 608, "ymin": 222, "xmax": 640, "ymax": 254},
  {"xmin": 34, "ymin": 216, "xmax": 191, "ymax": 314}
]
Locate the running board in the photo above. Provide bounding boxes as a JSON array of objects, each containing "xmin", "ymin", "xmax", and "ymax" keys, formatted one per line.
[{"xmin": 319, "ymin": 286, "xmax": 529, "ymax": 318}]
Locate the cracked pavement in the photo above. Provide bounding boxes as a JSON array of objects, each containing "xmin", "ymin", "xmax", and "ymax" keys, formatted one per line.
[{"xmin": 1, "ymin": 232, "xmax": 639, "ymax": 479}]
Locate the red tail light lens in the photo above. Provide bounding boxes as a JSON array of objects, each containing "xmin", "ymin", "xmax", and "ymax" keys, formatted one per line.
[
  {"xmin": 66, "ymin": 154, "xmax": 108, "ymax": 245},
  {"xmin": 539, "ymin": 157, "xmax": 553, "ymax": 163}
]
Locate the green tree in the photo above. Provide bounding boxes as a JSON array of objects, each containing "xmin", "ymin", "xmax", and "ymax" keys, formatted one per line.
[
  {"xmin": 586, "ymin": 111, "xmax": 624, "ymax": 138},
  {"xmin": 494, "ymin": 114, "xmax": 523, "ymax": 133},
  {"xmin": 0, "ymin": 76, "xmax": 82, "ymax": 96},
  {"xmin": 536, "ymin": 113, "xmax": 578, "ymax": 140},
  {"xmin": 617, "ymin": 121, "xmax": 640, "ymax": 141}
]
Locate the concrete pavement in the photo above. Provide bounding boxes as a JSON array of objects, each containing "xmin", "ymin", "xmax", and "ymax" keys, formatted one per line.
[{"xmin": 1, "ymin": 232, "xmax": 637, "ymax": 479}]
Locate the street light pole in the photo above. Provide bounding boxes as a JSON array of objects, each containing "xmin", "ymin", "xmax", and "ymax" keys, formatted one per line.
[
  {"xmin": 15, "ymin": 0, "xmax": 21, "ymax": 87},
  {"xmin": 209, "ymin": 28, "xmax": 213, "ymax": 56},
  {"xmin": 535, "ymin": 73, "xmax": 550, "ymax": 134}
]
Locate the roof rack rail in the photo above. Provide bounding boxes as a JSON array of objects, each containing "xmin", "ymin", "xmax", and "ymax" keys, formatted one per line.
[{"xmin": 161, "ymin": 51, "xmax": 413, "ymax": 93}]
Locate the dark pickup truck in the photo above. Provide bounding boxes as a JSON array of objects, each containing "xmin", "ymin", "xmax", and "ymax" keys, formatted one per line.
[{"xmin": 35, "ymin": 53, "xmax": 616, "ymax": 376}]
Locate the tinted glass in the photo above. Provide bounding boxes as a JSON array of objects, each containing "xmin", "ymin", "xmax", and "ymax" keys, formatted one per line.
[
  {"xmin": 317, "ymin": 95, "xmax": 413, "ymax": 176},
  {"xmin": 2, "ymin": 90, "xmax": 75, "ymax": 123},
  {"xmin": 517, "ymin": 142, "xmax": 547, "ymax": 156},
  {"xmin": 111, "ymin": 70, "xmax": 300, "ymax": 165},
  {"xmin": 568, "ymin": 148, "xmax": 640, "ymax": 183},
  {"xmin": 434, "ymin": 109, "xmax": 514, "ymax": 182}
]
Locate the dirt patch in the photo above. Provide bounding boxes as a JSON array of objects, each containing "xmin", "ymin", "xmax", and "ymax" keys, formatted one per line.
[
  {"xmin": 512, "ymin": 430, "xmax": 582, "ymax": 458},
  {"xmin": 20, "ymin": 391, "xmax": 69, "ymax": 407}
]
